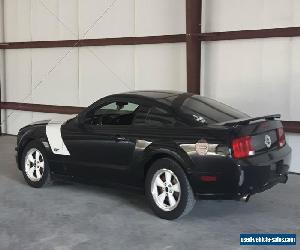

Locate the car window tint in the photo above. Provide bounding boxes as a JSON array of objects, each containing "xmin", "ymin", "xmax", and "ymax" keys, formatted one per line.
[
  {"xmin": 89, "ymin": 101, "xmax": 139, "ymax": 126},
  {"xmin": 179, "ymin": 96, "xmax": 249, "ymax": 126},
  {"xmin": 133, "ymin": 106, "xmax": 151, "ymax": 125},
  {"xmin": 94, "ymin": 102, "xmax": 138, "ymax": 115},
  {"xmin": 145, "ymin": 107, "xmax": 176, "ymax": 127}
]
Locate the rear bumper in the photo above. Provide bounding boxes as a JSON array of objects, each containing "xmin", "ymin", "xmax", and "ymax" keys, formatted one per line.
[
  {"xmin": 237, "ymin": 144, "xmax": 291, "ymax": 196},
  {"xmin": 238, "ymin": 170, "xmax": 288, "ymax": 196},
  {"xmin": 190, "ymin": 144, "xmax": 291, "ymax": 199}
]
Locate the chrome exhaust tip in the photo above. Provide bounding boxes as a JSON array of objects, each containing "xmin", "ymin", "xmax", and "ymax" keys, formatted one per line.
[{"xmin": 240, "ymin": 194, "xmax": 251, "ymax": 202}]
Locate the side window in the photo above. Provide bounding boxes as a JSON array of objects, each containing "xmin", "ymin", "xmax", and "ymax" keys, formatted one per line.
[
  {"xmin": 133, "ymin": 106, "xmax": 151, "ymax": 125},
  {"xmin": 132, "ymin": 106, "xmax": 177, "ymax": 127},
  {"xmin": 146, "ymin": 107, "xmax": 176, "ymax": 127},
  {"xmin": 86, "ymin": 101, "xmax": 139, "ymax": 126}
]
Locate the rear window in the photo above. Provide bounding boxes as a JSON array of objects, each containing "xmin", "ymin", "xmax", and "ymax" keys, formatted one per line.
[{"xmin": 178, "ymin": 96, "xmax": 249, "ymax": 126}]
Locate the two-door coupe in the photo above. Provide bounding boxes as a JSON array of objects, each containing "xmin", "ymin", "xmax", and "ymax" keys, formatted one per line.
[{"xmin": 16, "ymin": 91, "xmax": 291, "ymax": 219}]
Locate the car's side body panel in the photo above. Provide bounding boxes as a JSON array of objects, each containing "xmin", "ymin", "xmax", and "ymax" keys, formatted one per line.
[
  {"xmin": 15, "ymin": 91, "xmax": 291, "ymax": 200},
  {"xmin": 17, "ymin": 119, "xmax": 238, "ymax": 196},
  {"xmin": 60, "ymin": 118, "xmax": 235, "ymax": 193}
]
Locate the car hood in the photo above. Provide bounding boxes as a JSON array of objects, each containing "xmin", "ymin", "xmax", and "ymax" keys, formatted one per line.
[
  {"xmin": 28, "ymin": 117, "xmax": 73, "ymax": 127},
  {"xmin": 19, "ymin": 118, "xmax": 70, "ymax": 132},
  {"xmin": 18, "ymin": 120, "xmax": 51, "ymax": 134}
]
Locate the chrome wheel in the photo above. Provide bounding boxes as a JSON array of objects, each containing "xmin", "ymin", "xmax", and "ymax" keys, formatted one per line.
[
  {"xmin": 24, "ymin": 148, "xmax": 45, "ymax": 182},
  {"xmin": 151, "ymin": 169, "xmax": 181, "ymax": 211}
]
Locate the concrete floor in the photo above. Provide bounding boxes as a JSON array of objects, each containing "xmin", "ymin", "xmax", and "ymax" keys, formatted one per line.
[{"xmin": 0, "ymin": 135, "xmax": 299, "ymax": 250}]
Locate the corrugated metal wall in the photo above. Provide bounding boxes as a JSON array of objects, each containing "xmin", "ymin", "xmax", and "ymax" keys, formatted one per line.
[
  {"xmin": 1, "ymin": 0, "xmax": 299, "ymax": 172},
  {"xmin": 201, "ymin": 0, "xmax": 300, "ymax": 172},
  {"xmin": 1, "ymin": 0, "xmax": 187, "ymax": 134}
]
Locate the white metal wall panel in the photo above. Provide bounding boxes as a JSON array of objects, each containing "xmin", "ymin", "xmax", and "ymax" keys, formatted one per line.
[
  {"xmin": 5, "ymin": 110, "xmax": 33, "ymax": 135},
  {"xmin": 4, "ymin": 49, "xmax": 32, "ymax": 135},
  {"xmin": 135, "ymin": 43, "xmax": 187, "ymax": 91},
  {"xmin": 3, "ymin": 43, "xmax": 187, "ymax": 134},
  {"xmin": 5, "ymin": 49, "xmax": 32, "ymax": 103},
  {"xmin": 31, "ymin": 0, "xmax": 78, "ymax": 41},
  {"xmin": 135, "ymin": 0, "xmax": 185, "ymax": 36},
  {"xmin": 2, "ymin": 0, "xmax": 299, "ymax": 174},
  {"xmin": 286, "ymin": 134, "xmax": 300, "ymax": 173},
  {"xmin": 4, "ymin": 0, "xmax": 187, "ymax": 41},
  {"xmin": 287, "ymin": 38, "xmax": 300, "ymax": 173},
  {"xmin": 202, "ymin": 37, "xmax": 300, "ymax": 173},
  {"xmin": 202, "ymin": 38, "xmax": 294, "ymax": 120},
  {"xmin": 4, "ymin": 0, "xmax": 31, "ymax": 42},
  {"xmin": 202, "ymin": 0, "xmax": 300, "ymax": 173},
  {"xmin": 203, "ymin": 0, "xmax": 300, "ymax": 32},
  {"xmin": 289, "ymin": 37, "xmax": 300, "ymax": 121},
  {"xmin": 78, "ymin": 46, "xmax": 135, "ymax": 106},
  {"xmin": 78, "ymin": 0, "xmax": 134, "ymax": 39},
  {"xmin": 31, "ymin": 47, "xmax": 79, "ymax": 106}
]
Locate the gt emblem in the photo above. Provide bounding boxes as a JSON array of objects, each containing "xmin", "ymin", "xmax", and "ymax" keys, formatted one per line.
[{"xmin": 264, "ymin": 135, "xmax": 272, "ymax": 148}]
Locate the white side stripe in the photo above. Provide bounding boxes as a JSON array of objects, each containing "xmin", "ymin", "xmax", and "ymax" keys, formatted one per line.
[{"xmin": 46, "ymin": 121, "xmax": 70, "ymax": 156}]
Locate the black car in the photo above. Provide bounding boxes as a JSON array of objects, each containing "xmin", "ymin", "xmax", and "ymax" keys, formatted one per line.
[{"xmin": 16, "ymin": 91, "xmax": 291, "ymax": 219}]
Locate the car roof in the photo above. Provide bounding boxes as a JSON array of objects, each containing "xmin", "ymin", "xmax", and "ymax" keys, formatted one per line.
[
  {"xmin": 124, "ymin": 90, "xmax": 183, "ymax": 99},
  {"xmin": 109, "ymin": 90, "xmax": 193, "ymax": 111}
]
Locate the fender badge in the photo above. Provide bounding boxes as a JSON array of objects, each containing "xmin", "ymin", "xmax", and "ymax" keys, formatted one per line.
[
  {"xmin": 195, "ymin": 139, "xmax": 209, "ymax": 155},
  {"xmin": 53, "ymin": 148, "xmax": 59, "ymax": 152}
]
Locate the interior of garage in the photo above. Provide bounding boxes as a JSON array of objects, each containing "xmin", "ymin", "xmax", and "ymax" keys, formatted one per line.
[{"xmin": 0, "ymin": 0, "xmax": 299, "ymax": 249}]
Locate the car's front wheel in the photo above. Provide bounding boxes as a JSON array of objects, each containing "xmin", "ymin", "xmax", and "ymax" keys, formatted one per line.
[
  {"xmin": 21, "ymin": 141, "xmax": 51, "ymax": 188},
  {"xmin": 145, "ymin": 158, "xmax": 196, "ymax": 220}
]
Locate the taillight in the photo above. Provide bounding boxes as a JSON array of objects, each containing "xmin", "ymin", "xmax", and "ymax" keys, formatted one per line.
[
  {"xmin": 232, "ymin": 136, "xmax": 255, "ymax": 159},
  {"xmin": 277, "ymin": 127, "xmax": 286, "ymax": 147}
]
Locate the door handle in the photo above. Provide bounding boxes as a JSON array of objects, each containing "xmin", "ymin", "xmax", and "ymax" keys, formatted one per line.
[{"xmin": 115, "ymin": 136, "xmax": 127, "ymax": 142}]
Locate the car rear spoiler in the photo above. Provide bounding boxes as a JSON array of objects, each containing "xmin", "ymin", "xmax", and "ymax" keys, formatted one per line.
[{"xmin": 218, "ymin": 114, "xmax": 281, "ymax": 126}]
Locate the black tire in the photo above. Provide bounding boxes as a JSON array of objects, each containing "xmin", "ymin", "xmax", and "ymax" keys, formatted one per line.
[
  {"xmin": 145, "ymin": 157, "xmax": 196, "ymax": 220},
  {"xmin": 21, "ymin": 140, "xmax": 51, "ymax": 188}
]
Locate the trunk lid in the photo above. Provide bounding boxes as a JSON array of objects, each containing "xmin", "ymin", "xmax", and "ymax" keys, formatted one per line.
[{"xmin": 222, "ymin": 115, "xmax": 285, "ymax": 157}]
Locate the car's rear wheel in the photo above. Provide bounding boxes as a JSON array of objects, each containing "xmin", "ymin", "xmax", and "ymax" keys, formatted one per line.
[
  {"xmin": 21, "ymin": 141, "xmax": 51, "ymax": 188},
  {"xmin": 145, "ymin": 158, "xmax": 196, "ymax": 220}
]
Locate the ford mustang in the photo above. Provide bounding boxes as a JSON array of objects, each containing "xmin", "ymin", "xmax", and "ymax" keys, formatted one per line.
[{"xmin": 15, "ymin": 91, "xmax": 291, "ymax": 220}]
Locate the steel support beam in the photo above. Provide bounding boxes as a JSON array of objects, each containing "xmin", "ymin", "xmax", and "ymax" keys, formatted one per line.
[
  {"xmin": 200, "ymin": 27, "xmax": 300, "ymax": 41},
  {"xmin": 0, "ymin": 102, "xmax": 84, "ymax": 115},
  {"xmin": 0, "ymin": 35, "xmax": 186, "ymax": 49},
  {"xmin": 186, "ymin": 0, "xmax": 202, "ymax": 94}
]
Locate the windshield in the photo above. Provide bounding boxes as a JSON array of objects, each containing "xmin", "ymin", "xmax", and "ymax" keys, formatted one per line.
[{"xmin": 178, "ymin": 95, "xmax": 249, "ymax": 126}]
